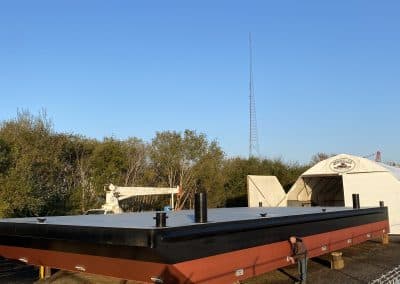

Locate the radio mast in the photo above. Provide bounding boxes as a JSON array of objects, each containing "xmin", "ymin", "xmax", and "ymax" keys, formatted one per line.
[{"xmin": 249, "ymin": 32, "xmax": 260, "ymax": 158}]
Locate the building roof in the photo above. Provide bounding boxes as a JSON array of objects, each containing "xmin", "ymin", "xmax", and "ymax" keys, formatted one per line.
[
  {"xmin": 302, "ymin": 154, "xmax": 399, "ymax": 180},
  {"xmin": 378, "ymin": 163, "xmax": 400, "ymax": 181}
]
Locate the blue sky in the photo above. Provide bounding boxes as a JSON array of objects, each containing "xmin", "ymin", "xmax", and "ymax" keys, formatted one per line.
[{"xmin": 0, "ymin": 1, "xmax": 399, "ymax": 163}]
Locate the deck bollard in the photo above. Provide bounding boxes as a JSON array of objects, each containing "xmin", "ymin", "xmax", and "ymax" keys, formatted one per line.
[
  {"xmin": 352, "ymin": 194, "xmax": 360, "ymax": 209},
  {"xmin": 194, "ymin": 192, "xmax": 207, "ymax": 223},
  {"xmin": 154, "ymin": 212, "xmax": 168, "ymax": 227}
]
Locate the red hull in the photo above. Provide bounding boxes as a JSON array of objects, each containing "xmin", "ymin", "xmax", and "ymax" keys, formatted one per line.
[{"xmin": 0, "ymin": 220, "xmax": 388, "ymax": 283}]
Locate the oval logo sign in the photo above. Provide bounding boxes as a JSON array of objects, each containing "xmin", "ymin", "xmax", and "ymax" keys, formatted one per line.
[{"xmin": 329, "ymin": 158, "xmax": 356, "ymax": 173}]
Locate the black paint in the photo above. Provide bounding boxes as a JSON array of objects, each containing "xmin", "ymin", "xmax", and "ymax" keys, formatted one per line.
[
  {"xmin": 352, "ymin": 194, "xmax": 360, "ymax": 209},
  {"xmin": 0, "ymin": 207, "xmax": 388, "ymax": 264},
  {"xmin": 194, "ymin": 193, "xmax": 207, "ymax": 223},
  {"xmin": 154, "ymin": 212, "xmax": 168, "ymax": 227}
]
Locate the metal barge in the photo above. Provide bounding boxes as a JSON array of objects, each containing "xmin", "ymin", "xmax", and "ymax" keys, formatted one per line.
[{"xmin": 0, "ymin": 204, "xmax": 389, "ymax": 283}]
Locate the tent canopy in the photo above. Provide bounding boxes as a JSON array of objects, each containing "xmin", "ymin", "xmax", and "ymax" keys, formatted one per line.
[
  {"xmin": 286, "ymin": 154, "xmax": 400, "ymax": 234},
  {"xmin": 247, "ymin": 175, "xmax": 286, "ymax": 207}
]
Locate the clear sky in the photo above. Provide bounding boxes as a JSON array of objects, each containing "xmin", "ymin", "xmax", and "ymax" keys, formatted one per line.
[{"xmin": 0, "ymin": 1, "xmax": 399, "ymax": 163}]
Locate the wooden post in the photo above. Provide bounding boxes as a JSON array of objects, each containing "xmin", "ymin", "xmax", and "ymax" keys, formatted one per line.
[
  {"xmin": 330, "ymin": 251, "xmax": 344, "ymax": 270},
  {"xmin": 39, "ymin": 266, "xmax": 44, "ymax": 280},
  {"xmin": 45, "ymin": 266, "xmax": 52, "ymax": 279},
  {"xmin": 382, "ymin": 233, "xmax": 389, "ymax": 245},
  {"xmin": 39, "ymin": 266, "xmax": 52, "ymax": 279}
]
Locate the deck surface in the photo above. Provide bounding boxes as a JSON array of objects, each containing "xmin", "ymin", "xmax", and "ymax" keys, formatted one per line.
[{"xmin": 0, "ymin": 207, "xmax": 356, "ymax": 229}]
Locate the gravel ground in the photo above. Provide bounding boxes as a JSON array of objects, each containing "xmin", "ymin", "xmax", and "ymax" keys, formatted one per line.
[
  {"xmin": 244, "ymin": 235, "xmax": 400, "ymax": 284},
  {"xmin": 2, "ymin": 236, "xmax": 399, "ymax": 284}
]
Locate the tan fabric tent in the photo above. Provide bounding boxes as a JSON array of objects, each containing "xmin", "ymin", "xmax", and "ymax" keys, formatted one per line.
[
  {"xmin": 286, "ymin": 154, "xmax": 400, "ymax": 234},
  {"xmin": 247, "ymin": 175, "xmax": 286, "ymax": 207}
]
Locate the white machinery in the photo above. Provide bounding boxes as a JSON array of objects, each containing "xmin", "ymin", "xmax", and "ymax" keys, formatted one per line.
[{"xmin": 86, "ymin": 184, "xmax": 179, "ymax": 214}]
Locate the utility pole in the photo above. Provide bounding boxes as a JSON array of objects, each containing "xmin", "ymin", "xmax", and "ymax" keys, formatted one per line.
[{"xmin": 249, "ymin": 32, "xmax": 260, "ymax": 158}]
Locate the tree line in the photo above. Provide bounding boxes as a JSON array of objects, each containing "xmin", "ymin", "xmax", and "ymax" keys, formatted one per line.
[{"xmin": 0, "ymin": 112, "xmax": 308, "ymax": 218}]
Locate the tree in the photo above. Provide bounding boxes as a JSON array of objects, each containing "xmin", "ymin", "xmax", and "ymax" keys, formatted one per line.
[
  {"xmin": 222, "ymin": 157, "xmax": 307, "ymax": 207},
  {"xmin": 88, "ymin": 138, "xmax": 127, "ymax": 208},
  {"xmin": 122, "ymin": 138, "xmax": 148, "ymax": 186},
  {"xmin": 0, "ymin": 111, "xmax": 69, "ymax": 217},
  {"xmin": 223, "ymin": 157, "xmax": 262, "ymax": 207},
  {"xmin": 150, "ymin": 130, "xmax": 224, "ymax": 209},
  {"xmin": 192, "ymin": 141, "xmax": 225, "ymax": 207},
  {"xmin": 61, "ymin": 135, "xmax": 97, "ymax": 213},
  {"xmin": 0, "ymin": 111, "xmax": 320, "ymax": 217},
  {"xmin": 310, "ymin": 152, "xmax": 335, "ymax": 165},
  {"xmin": 0, "ymin": 138, "xmax": 11, "ymax": 174}
]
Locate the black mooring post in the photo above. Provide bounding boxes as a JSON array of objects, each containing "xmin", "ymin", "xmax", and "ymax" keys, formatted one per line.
[
  {"xmin": 154, "ymin": 212, "xmax": 168, "ymax": 227},
  {"xmin": 379, "ymin": 201, "xmax": 384, "ymax": 208},
  {"xmin": 259, "ymin": 201, "xmax": 263, "ymax": 207},
  {"xmin": 352, "ymin": 194, "xmax": 360, "ymax": 209},
  {"xmin": 194, "ymin": 192, "xmax": 208, "ymax": 223}
]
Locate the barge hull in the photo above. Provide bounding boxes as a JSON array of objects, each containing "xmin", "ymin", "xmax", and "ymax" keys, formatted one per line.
[{"xmin": 0, "ymin": 220, "xmax": 389, "ymax": 284}]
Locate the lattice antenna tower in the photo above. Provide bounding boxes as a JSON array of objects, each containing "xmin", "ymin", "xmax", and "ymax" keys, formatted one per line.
[{"xmin": 249, "ymin": 32, "xmax": 260, "ymax": 158}]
